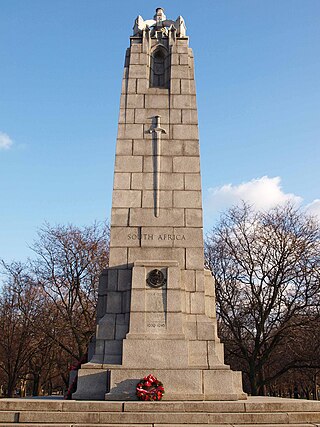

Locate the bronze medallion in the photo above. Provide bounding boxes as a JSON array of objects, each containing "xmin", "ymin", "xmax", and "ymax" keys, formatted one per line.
[{"xmin": 146, "ymin": 269, "xmax": 166, "ymax": 288}]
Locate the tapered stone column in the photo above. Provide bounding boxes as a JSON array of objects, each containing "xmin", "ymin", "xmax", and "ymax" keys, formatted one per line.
[{"xmin": 73, "ymin": 8, "xmax": 246, "ymax": 401}]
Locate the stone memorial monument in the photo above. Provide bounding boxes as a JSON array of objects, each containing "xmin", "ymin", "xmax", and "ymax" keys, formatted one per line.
[{"xmin": 74, "ymin": 8, "xmax": 246, "ymax": 401}]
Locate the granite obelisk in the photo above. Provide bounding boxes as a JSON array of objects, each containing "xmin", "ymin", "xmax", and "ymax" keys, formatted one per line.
[{"xmin": 74, "ymin": 8, "xmax": 246, "ymax": 401}]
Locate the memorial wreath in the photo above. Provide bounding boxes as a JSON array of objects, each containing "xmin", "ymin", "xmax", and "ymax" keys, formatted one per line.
[{"xmin": 136, "ymin": 374, "xmax": 164, "ymax": 401}]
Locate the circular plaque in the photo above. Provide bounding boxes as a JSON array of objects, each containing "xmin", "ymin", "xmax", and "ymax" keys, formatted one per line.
[{"xmin": 146, "ymin": 269, "xmax": 166, "ymax": 288}]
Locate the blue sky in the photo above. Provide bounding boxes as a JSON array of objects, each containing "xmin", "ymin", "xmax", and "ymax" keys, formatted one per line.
[{"xmin": 1, "ymin": 0, "xmax": 319, "ymax": 261}]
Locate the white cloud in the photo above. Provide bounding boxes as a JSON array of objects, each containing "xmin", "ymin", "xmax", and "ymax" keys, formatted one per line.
[
  {"xmin": 0, "ymin": 132, "xmax": 13, "ymax": 150},
  {"xmin": 205, "ymin": 176, "xmax": 302, "ymax": 215},
  {"xmin": 306, "ymin": 199, "xmax": 320, "ymax": 220}
]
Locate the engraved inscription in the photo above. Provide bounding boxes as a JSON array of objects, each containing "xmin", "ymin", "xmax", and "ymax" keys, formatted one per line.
[
  {"xmin": 128, "ymin": 233, "xmax": 186, "ymax": 241},
  {"xmin": 146, "ymin": 285, "xmax": 167, "ymax": 333},
  {"xmin": 146, "ymin": 312, "xmax": 166, "ymax": 330}
]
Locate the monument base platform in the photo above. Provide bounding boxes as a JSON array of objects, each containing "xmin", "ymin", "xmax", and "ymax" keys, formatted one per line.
[
  {"xmin": 105, "ymin": 366, "xmax": 246, "ymax": 401},
  {"xmin": 72, "ymin": 363, "xmax": 246, "ymax": 401},
  {"xmin": 1, "ymin": 396, "xmax": 320, "ymax": 426}
]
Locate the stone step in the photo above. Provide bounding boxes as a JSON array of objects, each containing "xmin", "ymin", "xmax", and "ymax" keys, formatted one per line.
[
  {"xmin": 1, "ymin": 410, "xmax": 320, "ymax": 424},
  {"xmin": 0, "ymin": 425, "xmax": 153, "ymax": 427},
  {"xmin": 1, "ymin": 398, "xmax": 320, "ymax": 413},
  {"xmin": 0, "ymin": 397, "xmax": 320, "ymax": 426},
  {"xmin": 0, "ymin": 400, "xmax": 122, "ymax": 412},
  {"xmin": 0, "ymin": 424, "xmax": 317, "ymax": 427}
]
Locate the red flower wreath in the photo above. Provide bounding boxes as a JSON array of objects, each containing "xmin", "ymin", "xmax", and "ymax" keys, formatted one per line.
[{"xmin": 136, "ymin": 374, "xmax": 165, "ymax": 401}]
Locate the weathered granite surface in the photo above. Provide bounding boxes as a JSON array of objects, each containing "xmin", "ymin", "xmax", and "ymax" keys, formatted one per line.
[
  {"xmin": 1, "ymin": 397, "xmax": 320, "ymax": 425},
  {"xmin": 73, "ymin": 8, "xmax": 246, "ymax": 401}
]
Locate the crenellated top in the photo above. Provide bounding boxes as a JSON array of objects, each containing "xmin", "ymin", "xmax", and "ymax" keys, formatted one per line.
[{"xmin": 133, "ymin": 7, "xmax": 187, "ymax": 38}]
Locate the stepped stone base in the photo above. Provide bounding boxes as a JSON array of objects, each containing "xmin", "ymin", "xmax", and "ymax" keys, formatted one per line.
[
  {"xmin": 72, "ymin": 364, "xmax": 246, "ymax": 401},
  {"xmin": 1, "ymin": 397, "xmax": 320, "ymax": 426}
]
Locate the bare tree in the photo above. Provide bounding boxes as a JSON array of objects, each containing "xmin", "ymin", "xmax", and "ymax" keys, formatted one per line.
[
  {"xmin": 0, "ymin": 262, "xmax": 46, "ymax": 397},
  {"xmin": 31, "ymin": 222, "xmax": 109, "ymax": 362},
  {"xmin": 265, "ymin": 317, "xmax": 320, "ymax": 399},
  {"xmin": 0, "ymin": 222, "xmax": 110, "ymax": 396},
  {"xmin": 205, "ymin": 203, "xmax": 320, "ymax": 395}
]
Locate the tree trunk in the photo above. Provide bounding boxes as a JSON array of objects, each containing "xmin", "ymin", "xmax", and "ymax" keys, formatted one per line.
[
  {"xmin": 248, "ymin": 363, "xmax": 258, "ymax": 395},
  {"xmin": 32, "ymin": 373, "xmax": 40, "ymax": 396},
  {"xmin": 6, "ymin": 377, "xmax": 16, "ymax": 398},
  {"xmin": 313, "ymin": 373, "xmax": 318, "ymax": 400},
  {"xmin": 257, "ymin": 366, "xmax": 266, "ymax": 396}
]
